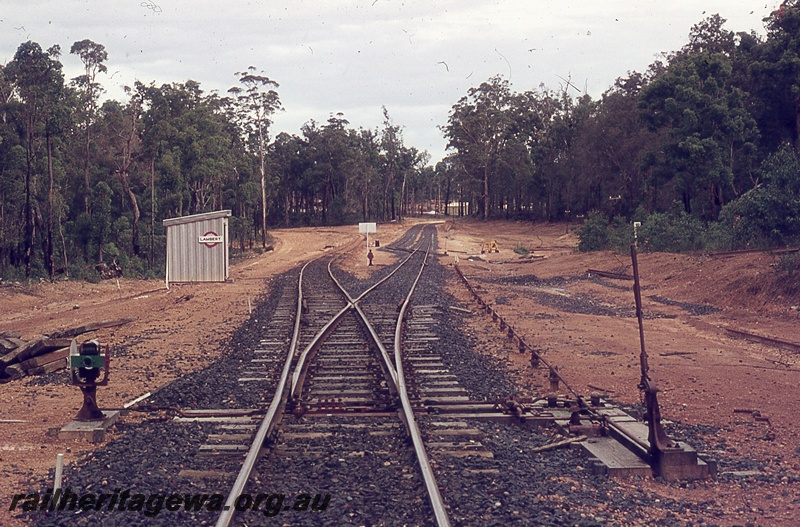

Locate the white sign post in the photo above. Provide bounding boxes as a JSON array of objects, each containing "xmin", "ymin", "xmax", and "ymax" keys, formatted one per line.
[{"xmin": 358, "ymin": 222, "xmax": 377, "ymax": 249}]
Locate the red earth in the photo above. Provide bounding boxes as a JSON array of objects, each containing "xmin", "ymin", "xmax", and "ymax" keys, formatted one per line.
[{"xmin": 1, "ymin": 219, "xmax": 798, "ymax": 526}]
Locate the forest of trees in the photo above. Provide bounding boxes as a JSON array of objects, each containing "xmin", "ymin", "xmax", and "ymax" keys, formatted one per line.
[
  {"xmin": 442, "ymin": 7, "xmax": 799, "ymax": 224},
  {"xmin": 2, "ymin": 2, "xmax": 800, "ymax": 281}
]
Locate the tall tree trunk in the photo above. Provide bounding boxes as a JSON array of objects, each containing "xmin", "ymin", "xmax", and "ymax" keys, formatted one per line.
[
  {"xmin": 444, "ymin": 179, "xmax": 451, "ymax": 216},
  {"xmin": 383, "ymin": 170, "xmax": 393, "ymax": 222},
  {"xmin": 362, "ymin": 167, "xmax": 369, "ymax": 221},
  {"xmin": 284, "ymin": 189, "xmax": 290, "ymax": 227},
  {"xmin": 259, "ymin": 119, "xmax": 268, "ymax": 248},
  {"xmin": 150, "ymin": 158, "xmax": 155, "ymax": 268},
  {"xmin": 24, "ymin": 122, "xmax": 34, "ymax": 278},
  {"xmin": 119, "ymin": 171, "xmax": 141, "ymax": 255},
  {"xmin": 795, "ymin": 98, "xmax": 800, "ymax": 152},
  {"xmin": 483, "ymin": 164, "xmax": 489, "ymax": 220},
  {"xmin": 58, "ymin": 205, "xmax": 68, "ymax": 278},
  {"xmin": 83, "ymin": 120, "xmax": 91, "ymax": 214},
  {"xmin": 322, "ymin": 184, "xmax": 328, "ymax": 224},
  {"xmin": 46, "ymin": 131, "xmax": 54, "ymax": 280},
  {"xmin": 400, "ymin": 172, "xmax": 407, "ymax": 221}
]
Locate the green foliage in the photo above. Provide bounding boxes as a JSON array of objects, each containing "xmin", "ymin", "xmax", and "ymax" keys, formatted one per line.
[
  {"xmin": 577, "ymin": 211, "xmax": 611, "ymax": 251},
  {"xmin": 637, "ymin": 208, "xmax": 705, "ymax": 252},
  {"xmin": 639, "ymin": 48, "xmax": 760, "ymax": 219},
  {"xmin": 5, "ymin": 7, "xmax": 800, "ymax": 281},
  {"xmin": 718, "ymin": 145, "xmax": 800, "ymax": 248},
  {"xmin": 579, "ymin": 207, "xmax": 709, "ymax": 253},
  {"xmin": 607, "ymin": 215, "xmax": 635, "ymax": 252},
  {"xmin": 229, "ymin": 215, "xmax": 254, "ymax": 251}
]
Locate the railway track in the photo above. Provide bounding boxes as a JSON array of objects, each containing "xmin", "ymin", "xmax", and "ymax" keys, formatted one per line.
[
  {"xmin": 24, "ymin": 223, "xmax": 723, "ymax": 527},
  {"xmin": 182, "ymin": 231, "xmax": 711, "ymax": 527},
  {"xmin": 213, "ymin": 224, "xmax": 455, "ymax": 526}
]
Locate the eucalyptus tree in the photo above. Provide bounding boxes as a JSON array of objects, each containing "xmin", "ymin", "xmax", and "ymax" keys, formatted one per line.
[
  {"xmin": 179, "ymin": 92, "xmax": 236, "ymax": 215},
  {"xmin": 751, "ymin": 1, "xmax": 800, "ymax": 152},
  {"xmin": 96, "ymin": 92, "xmax": 144, "ymax": 256},
  {"xmin": 138, "ymin": 80, "xmax": 229, "ymax": 218},
  {"xmin": 511, "ymin": 85, "xmax": 567, "ymax": 220},
  {"xmin": 433, "ymin": 157, "xmax": 458, "ymax": 215},
  {"xmin": 352, "ymin": 128, "xmax": 381, "ymax": 221},
  {"xmin": 572, "ymin": 74, "xmax": 655, "ymax": 215},
  {"xmin": 379, "ymin": 107, "xmax": 404, "ymax": 220},
  {"xmin": 397, "ymin": 146, "xmax": 430, "ymax": 219},
  {"xmin": 5, "ymin": 41, "xmax": 65, "ymax": 277},
  {"xmin": 128, "ymin": 81, "xmax": 162, "ymax": 265},
  {"xmin": 70, "ymin": 39, "xmax": 107, "ymax": 214},
  {"xmin": 0, "ymin": 61, "xmax": 25, "ymax": 272},
  {"xmin": 639, "ymin": 21, "xmax": 760, "ymax": 219},
  {"xmin": 269, "ymin": 131, "xmax": 306, "ymax": 227},
  {"xmin": 228, "ymin": 67, "xmax": 281, "ymax": 247},
  {"xmin": 42, "ymin": 87, "xmax": 75, "ymax": 278},
  {"xmin": 443, "ymin": 75, "xmax": 513, "ymax": 219},
  {"xmin": 300, "ymin": 114, "xmax": 355, "ymax": 224}
]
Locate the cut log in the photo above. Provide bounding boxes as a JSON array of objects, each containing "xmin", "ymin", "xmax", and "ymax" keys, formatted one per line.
[
  {"xmin": 725, "ymin": 328, "xmax": 800, "ymax": 352},
  {"xmin": 0, "ymin": 337, "xmax": 26, "ymax": 352},
  {"xmin": 49, "ymin": 317, "xmax": 135, "ymax": 339},
  {"xmin": 0, "ymin": 338, "xmax": 19, "ymax": 352},
  {"xmin": 0, "ymin": 340, "xmax": 39, "ymax": 368},
  {"xmin": 8, "ymin": 337, "xmax": 26, "ymax": 347},
  {"xmin": 25, "ymin": 359, "xmax": 67, "ymax": 377},
  {"xmin": 0, "ymin": 338, "xmax": 73, "ymax": 368},
  {"xmin": 26, "ymin": 338, "xmax": 72, "ymax": 361},
  {"xmin": 1, "ymin": 349, "xmax": 69, "ymax": 381},
  {"xmin": 18, "ymin": 347, "xmax": 70, "ymax": 370},
  {"xmin": 0, "ymin": 330, "xmax": 22, "ymax": 339},
  {"xmin": 2, "ymin": 364, "xmax": 25, "ymax": 381}
]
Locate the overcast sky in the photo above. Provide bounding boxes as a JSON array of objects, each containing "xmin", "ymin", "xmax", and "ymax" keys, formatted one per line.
[{"xmin": 1, "ymin": 1, "xmax": 781, "ymax": 164}]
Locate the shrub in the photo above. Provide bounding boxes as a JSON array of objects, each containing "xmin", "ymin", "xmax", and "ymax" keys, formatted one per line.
[
  {"xmin": 638, "ymin": 208, "xmax": 705, "ymax": 252},
  {"xmin": 607, "ymin": 215, "xmax": 635, "ymax": 252},
  {"xmin": 717, "ymin": 145, "xmax": 800, "ymax": 249},
  {"xmin": 577, "ymin": 211, "xmax": 610, "ymax": 251}
]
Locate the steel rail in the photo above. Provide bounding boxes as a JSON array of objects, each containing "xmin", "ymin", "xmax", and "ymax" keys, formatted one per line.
[
  {"xmin": 453, "ymin": 262, "xmax": 587, "ymax": 403},
  {"xmin": 290, "ymin": 245, "xmax": 420, "ymax": 402},
  {"xmin": 350, "ymin": 300, "xmax": 399, "ymax": 393},
  {"xmin": 452, "ymin": 260, "xmax": 614, "ymax": 433},
  {"xmin": 289, "ymin": 302, "xmax": 352, "ymax": 400},
  {"xmin": 290, "ymin": 248, "xmax": 419, "ymax": 401},
  {"xmin": 393, "ymin": 233, "xmax": 452, "ymax": 527},
  {"xmin": 326, "ymin": 259, "xmax": 404, "ymax": 394},
  {"xmin": 323, "ymin": 237, "xmax": 428, "ymax": 397},
  {"xmin": 218, "ymin": 227, "xmax": 446, "ymax": 527},
  {"xmin": 215, "ymin": 260, "xmax": 312, "ymax": 527},
  {"xmin": 350, "ymin": 247, "xmax": 418, "ymax": 303},
  {"xmin": 329, "ymin": 228, "xmax": 451, "ymax": 525}
]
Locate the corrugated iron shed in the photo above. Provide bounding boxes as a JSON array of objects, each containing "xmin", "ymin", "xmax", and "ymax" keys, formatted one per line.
[{"xmin": 163, "ymin": 210, "xmax": 231, "ymax": 286}]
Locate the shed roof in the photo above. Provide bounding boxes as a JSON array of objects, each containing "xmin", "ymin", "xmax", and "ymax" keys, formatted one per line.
[{"xmin": 162, "ymin": 210, "xmax": 232, "ymax": 227}]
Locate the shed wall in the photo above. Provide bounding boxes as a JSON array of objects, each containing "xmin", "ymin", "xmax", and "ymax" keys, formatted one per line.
[{"xmin": 165, "ymin": 215, "xmax": 229, "ymax": 283}]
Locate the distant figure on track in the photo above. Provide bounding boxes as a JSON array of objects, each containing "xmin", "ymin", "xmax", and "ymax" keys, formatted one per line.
[{"xmin": 367, "ymin": 249, "xmax": 374, "ymax": 266}]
